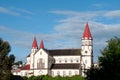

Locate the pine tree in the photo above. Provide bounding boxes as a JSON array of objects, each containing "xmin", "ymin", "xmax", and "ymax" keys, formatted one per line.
[{"xmin": 0, "ymin": 38, "xmax": 15, "ymax": 80}]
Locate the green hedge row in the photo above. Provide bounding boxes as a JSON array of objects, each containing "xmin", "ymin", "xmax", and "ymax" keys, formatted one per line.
[{"xmin": 23, "ymin": 75, "xmax": 85, "ymax": 80}]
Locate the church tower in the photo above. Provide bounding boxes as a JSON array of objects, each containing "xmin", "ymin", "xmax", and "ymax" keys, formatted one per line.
[
  {"xmin": 39, "ymin": 40, "xmax": 44, "ymax": 49},
  {"xmin": 30, "ymin": 36, "xmax": 38, "ymax": 69},
  {"xmin": 81, "ymin": 22, "xmax": 93, "ymax": 70},
  {"xmin": 32, "ymin": 36, "xmax": 38, "ymax": 53}
]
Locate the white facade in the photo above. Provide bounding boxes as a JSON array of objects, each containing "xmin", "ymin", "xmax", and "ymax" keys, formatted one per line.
[{"xmin": 12, "ymin": 22, "xmax": 93, "ymax": 77}]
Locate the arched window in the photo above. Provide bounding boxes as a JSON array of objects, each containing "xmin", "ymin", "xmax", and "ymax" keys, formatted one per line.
[{"xmin": 37, "ymin": 58, "xmax": 45, "ymax": 69}]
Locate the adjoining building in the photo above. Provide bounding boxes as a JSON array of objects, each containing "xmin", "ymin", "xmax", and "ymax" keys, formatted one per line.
[{"xmin": 12, "ymin": 22, "xmax": 93, "ymax": 77}]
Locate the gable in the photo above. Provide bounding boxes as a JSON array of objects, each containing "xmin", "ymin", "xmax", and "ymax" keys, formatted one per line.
[{"xmin": 34, "ymin": 48, "xmax": 48, "ymax": 57}]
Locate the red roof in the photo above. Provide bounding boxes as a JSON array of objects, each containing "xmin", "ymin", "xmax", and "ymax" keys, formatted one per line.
[
  {"xmin": 32, "ymin": 36, "xmax": 38, "ymax": 49},
  {"xmin": 21, "ymin": 64, "xmax": 30, "ymax": 70},
  {"xmin": 40, "ymin": 40, "xmax": 44, "ymax": 49},
  {"xmin": 82, "ymin": 22, "xmax": 92, "ymax": 39}
]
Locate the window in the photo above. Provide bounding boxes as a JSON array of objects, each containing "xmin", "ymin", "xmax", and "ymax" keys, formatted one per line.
[
  {"xmin": 59, "ymin": 58, "xmax": 62, "ymax": 63},
  {"xmin": 76, "ymin": 58, "xmax": 79, "ymax": 63},
  {"xmin": 25, "ymin": 72, "xmax": 27, "ymax": 76},
  {"xmin": 85, "ymin": 60, "xmax": 87, "ymax": 63},
  {"xmin": 65, "ymin": 60, "xmax": 67, "ymax": 63},
  {"xmin": 40, "ymin": 51, "xmax": 42, "ymax": 55},
  {"xmin": 85, "ymin": 51, "xmax": 88, "ymax": 54},
  {"xmin": 63, "ymin": 71, "xmax": 66, "ymax": 76},
  {"xmin": 71, "ymin": 59, "xmax": 73, "ymax": 63},
  {"xmin": 37, "ymin": 58, "xmax": 45, "ymax": 69},
  {"xmin": 69, "ymin": 71, "xmax": 72, "ymax": 76},
  {"xmin": 89, "ymin": 41, "xmax": 91, "ymax": 45},
  {"xmin": 52, "ymin": 71, "xmax": 54, "ymax": 76},
  {"xmin": 57, "ymin": 71, "xmax": 60, "ymax": 75},
  {"xmin": 75, "ymin": 71, "xmax": 78, "ymax": 75},
  {"xmin": 59, "ymin": 60, "xmax": 61, "ymax": 63}
]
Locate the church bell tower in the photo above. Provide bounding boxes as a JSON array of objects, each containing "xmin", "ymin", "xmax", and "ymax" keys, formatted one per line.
[{"xmin": 81, "ymin": 22, "xmax": 93, "ymax": 70}]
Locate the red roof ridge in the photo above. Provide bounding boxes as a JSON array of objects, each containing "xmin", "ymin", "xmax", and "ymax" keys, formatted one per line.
[{"xmin": 21, "ymin": 64, "xmax": 30, "ymax": 70}]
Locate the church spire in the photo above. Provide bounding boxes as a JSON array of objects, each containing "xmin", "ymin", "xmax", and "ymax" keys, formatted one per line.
[
  {"xmin": 40, "ymin": 40, "xmax": 44, "ymax": 49},
  {"xmin": 82, "ymin": 22, "xmax": 92, "ymax": 39},
  {"xmin": 32, "ymin": 36, "xmax": 38, "ymax": 49}
]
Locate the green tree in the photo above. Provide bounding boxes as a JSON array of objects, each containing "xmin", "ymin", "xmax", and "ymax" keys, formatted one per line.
[
  {"xmin": 0, "ymin": 38, "xmax": 15, "ymax": 80},
  {"xmin": 86, "ymin": 37, "xmax": 120, "ymax": 80},
  {"xmin": 14, "ymin": 60, "xmax": 23, "ymax": 68}
]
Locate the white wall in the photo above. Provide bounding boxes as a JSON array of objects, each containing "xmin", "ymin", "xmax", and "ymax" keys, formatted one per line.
[
  {"xmin": 34, "ymin": 70, "xmax": 48, "ymax": 76},
  {"xmin": 51, "ymin": 69, "xmax": 79, "ymax": 77},
  {"xmin": 34, "ymin": 49, "xmax": 48, "ymax": 69},
  {"xmin": 53, "ymin": 56, "xmax": 81, "ymax": 64}
]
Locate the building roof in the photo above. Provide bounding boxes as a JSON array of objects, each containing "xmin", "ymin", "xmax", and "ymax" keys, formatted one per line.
[
  {"xmin": 51, "ymin": 63, "xmax": 80, "ymax": 69},
  {"xmin": 32, "ymin": 36, "xmax": 38, "ymax": 49},
  {"xmin": 27, "ymin": 54, "xmax": 30, "ymax": 57},
  {"xmin": 82, "ymin": 22, "xmax": 92, "ymax": 39},
  {"xmin": 21, "ymin": 64, "xmax": 30, "ymax": 70},
  {"xmin": 40, "ymin": 40, "xmax": 44, "ymax": 49},
  {"xmin": 48, "ymin": 49, "xmax": 81, "ymax": 56}
]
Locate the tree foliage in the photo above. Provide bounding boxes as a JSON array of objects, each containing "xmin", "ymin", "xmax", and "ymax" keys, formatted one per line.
[
  {"xmin": 85, "ymin": 37, "xmax": 120, "ymax": 80},
  {"xmin": 0, "ymin": 38, "xmax": 15, "ymax": 80},
  {"xmin": 22, "ymin": 75, "xmax": 85, "ymax": 80}
]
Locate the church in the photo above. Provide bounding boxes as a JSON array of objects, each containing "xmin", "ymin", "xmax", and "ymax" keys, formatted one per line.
[{"xmin": 12, "ymin": 22, "xmax": 93, "ymax": 77}]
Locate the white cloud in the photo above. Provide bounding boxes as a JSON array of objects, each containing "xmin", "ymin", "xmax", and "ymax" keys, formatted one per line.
[
  {"xmin": 0, "ymin": 7, "xmax": 20, "ymax": 16},
  {"xmin": 16, "ymin": 8, "xmax": 34, "ymax": 15},
  {"xmin": 104, "ymin": 10, "xmax": 120, "ymax": 18},
  {"xmin": 1, "ymin": 10, "xmax": 120, "ymax": 62},
  {"xmin": 0, "ymin": 6, "xmax": 34, "ymax": 19},
  {"xmin": 50, "ymin": 10, "xmax": 120, "ymax": 61}
]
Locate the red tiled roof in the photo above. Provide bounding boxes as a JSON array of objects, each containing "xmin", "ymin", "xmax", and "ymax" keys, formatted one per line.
[
  {"xmin": 82, "ymin": 22, "xmax": 92, "ymax": 39},
  {"xmin": 32, "ymin": 36, "xmax": 38, "ymax": 49},
  {"xmin": 21, "ymin": 64, "xmax": 30, "ymax": 70},
  {"xmin": 40, "ymin": 40, "xmax": 44, "ymax": 49}
]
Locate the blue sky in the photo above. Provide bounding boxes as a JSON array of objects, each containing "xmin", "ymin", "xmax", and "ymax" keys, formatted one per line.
[{"xmin": 0, "ymin": 0, "xmax": 120, "ymax": 63}]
